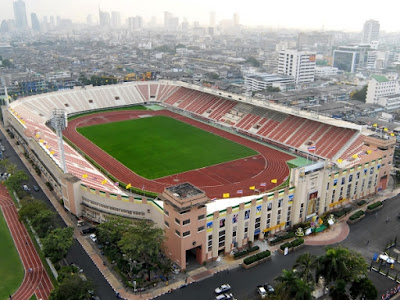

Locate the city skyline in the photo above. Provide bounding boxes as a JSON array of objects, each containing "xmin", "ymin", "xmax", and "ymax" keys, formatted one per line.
[{"xmin": 0, "ymin": 0, "xmax": 400, "ymax": 32}]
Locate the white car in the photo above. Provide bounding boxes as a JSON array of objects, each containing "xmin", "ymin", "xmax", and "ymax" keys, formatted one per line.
[
  {"xmin": 89, "ymin": 234, "xmax": 97, "ymax": 242},
  {"xmin": 215, "ymin": 284, "xmax": 231, "ymax": 294},
  {"xmin": 215, "ymin": 293, "xmax": 234, "ymax": 300}
]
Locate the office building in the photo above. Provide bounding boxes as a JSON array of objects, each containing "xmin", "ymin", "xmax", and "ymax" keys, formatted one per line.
[
  {"xmin": 366, "ymin": 74, "xmax": 399, "ymax": 104},
  {"xmin": 278, "ymin": 50, "xmax": 316, "ymax": 84},
  {"xmin": 99, "ymin": 10, "xmax": 110, "ymax": 27},
  {"xmin": 333, "ymin": 45, "xmax": 370, "ymax": 73},
  {"xmin": 209, "ymin": 11, "xmax": 216, "ymax": 27},
  {"xmin": 111, "ymin": 11, "xmax": 121, "ymax": 28},
  {"xmin": 13, "ymin": 0, "xmax": 28, "ymax": 30},
  {"xmin": 362, "ymin": 19, "xmax": 380, "ymax": 44},
  {"xmin": 31, "ymin": 13, "xmax": 40, "ymax": 31}
]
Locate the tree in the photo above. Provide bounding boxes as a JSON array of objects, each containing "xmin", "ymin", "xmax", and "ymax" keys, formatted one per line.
[
  {"xmin": 49, "ymin": 274, "xmax": 93, "ymax": 300},
  {"xmin": 329, "ymin": 279, "xmax": 349, "ymax": 300},
  {"xmin": 246, "ymin": 56, "xmax": 261, "ymax": 67},
  {"xmin": 294, "ymin": 252, "xmax": 317, "ymax": 284},
  {"xmin": 97, "ymin": 216, "xmax": 131, "ymax": 245},
  {"xmin": 118, "ymin": 220, "xmax": 165, "ymax": 279},
  {"xmin": 350, "ymin": 85, "xmax": 368, "ymax": 102},
  {"xmin": 31, "ymin": 209, "xmax": 56, "ymax": 238},
  {"xmin": 275, "ymin": 269, "xmax": 313, "ymax": 300},
  {"xmin": 275, "ymin": 269, "xmax": 298, "ymax": 300},
  {"xmin": 350, "ymin": 277, "xmax": 377, "ymax": 300},
  {"xmin": 43, "ymin": 227, "xmax": 74, "ymax": 263},
  {"xmin": 18, "ymin": 198, "xmax": 48, "ymax": 220},
  {"xmin": 6, "ymin": 169, "xmax": 29, "ymax": 191}
]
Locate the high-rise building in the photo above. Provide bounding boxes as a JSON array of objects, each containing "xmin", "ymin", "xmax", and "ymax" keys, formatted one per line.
[
  {"xmin": 31, "ymin": 13, "xmax": 40, "ymax": 31},
  {"xmin": 128, "ymin": 16, "xmax": 143, "ymax": 30},
  {"xmin": 99, "ymin": 9, "xmax": 110, "ymax": 27},
  {"xmin": 13, "ymin": 0, "xmax": 28, "ymax": 30},
  {"xmin": 164, "ymin": 11, "xmax": 179, "ymax": 31},
  {"xmin": 209, "ymin": 11, "xmax": 216, "ymax": 27},
  {"xmin": 111, "ymin": 11, "xmax": 121, "ymax": 28},
  {"xmin": 278, "ymin": 49, "xmax": 316, "ymax": 84},
  {"xmin": 362, "ymin": 19, "xmax": 380, "ymax": 44},
  {"xmin": 87, "ymin": 15, "xmax": 93, "ymax": 26},
  {"xmin": 233, "ymin": 13, "xmax": 239, "ymax": 27}
]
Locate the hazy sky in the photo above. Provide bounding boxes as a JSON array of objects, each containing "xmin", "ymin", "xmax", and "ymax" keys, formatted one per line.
[{"xmin": 1, "ymin": 0, "xmax": 399, "ymax": 32}]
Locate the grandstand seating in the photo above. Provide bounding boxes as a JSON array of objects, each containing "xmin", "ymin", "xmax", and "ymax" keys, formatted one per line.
[{"xmin": 8, "ymin": 81, "xmax": 365, "ymax": 196}]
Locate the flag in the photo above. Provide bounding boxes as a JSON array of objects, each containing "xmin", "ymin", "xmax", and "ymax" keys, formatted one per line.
[
  {"xmin": 35, "ymin": 134, "xmax": 39, "ymax": 138},
  {"xmin": 391, "ymin": 133, "xmax": 395, "ymax": 136},
  {"xmin": 283, "ymin": 176, "xmax": 289, "ymax": 181},
  {"xmin": 337, "ymin": 159, "xmax": 343, "ymax": 163},
  {"xmin": 126, "ymin": 183, "xmax": 132, "ymax": 189},
  {"xmin": 249, "ymin": 186, "xmax": 255, "ymax": 190},
  {"xmin": 373, "ymin": 123, "xmax": 377, "ymax": 127},
  {"xmin": 384, "ymin": 128, "xmax": 388, "ymax": 132},
  {"xmin": 101, "ymin": 179, "xmax": 107, "ymax": 185},
  {"xmin": 114, "ymin": 182, "xmax": 119, "ymax": 186},
  {"xmin": 39, "ymin": 139, "xmax": 43, "ymax": 143},
  {"xmin": 50, "ymin": 151, "xmax": 55, "ymax": 155},
  {"xmin": 211, "ymin": 197, "xmax": 217, "ymax": 201},
  {"xmin": 367, "ymin": 150, "xmax": 372, "ymax": 154},
  {"xmin": 223, "ymin": 193, "xmax": 230, "ymax": 198},
  {"xmin": 260, "ymin": 182, "xmax": 266, "ymax": 187},
  {"xmin": 307, "ymin": 145, "xmax": 316, "ymax": 152},
  {"xmin": 271, "ymin": 179, "xmax": 277, "ymax": 184},
  {"xmin": 82, "ymin": 174, "xmax": 88, "ymax": 178},
  {"xmin": 237, "ymin": 190, "xmax": 243, "ymax": 194},
  {"xmin": 352, "ymin": 154, "xmax": 358, "ymax": 159}
]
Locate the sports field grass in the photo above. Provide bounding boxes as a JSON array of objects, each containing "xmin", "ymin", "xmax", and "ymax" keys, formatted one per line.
[
  {"xmin": 0, "ymin": 211, "xmax": 24, "ymax": 299},
  {"xmin": 78, "ymin": 115, "xmax": 258, "ymax": 179}
]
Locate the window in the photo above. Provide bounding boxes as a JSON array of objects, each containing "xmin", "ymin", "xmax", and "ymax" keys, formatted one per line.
[
  {"xmin": 341, "ymin": 177, "xmax": 345, "ymax": 185},
  {"xmin": 175, "ymin": 218, "xmax": 180, "ymax": 225},
  {"xmin": 198, "ymin": 214, "xmax": 205, "ymax": 220},
  {"xmin": 357, "ymin": 172, "xmax": 360, "ymax": 179},
  {"xmin": 164, "ymin": 209, "xmax": 169, "ymax": 216},
  {"xmin": 164, "ymin": 221, "xmax": 169, "ymax": 228},
  {"xmin": 115, "ymin": 96, "xmax": 120, "ymax": 100},
  {"xmin": 349, "ymin": 174, "xmax": 353, "ymax": 182},
  {"xmin": 183, "ymin": 219, "xmax": 190, "ymax": 225},
  {"xmin": 175, "ymin": 230, "xmax": 180, "ymax": 237},
  {"xmin": 219, "ymin": 230, "xmax": 225, "ymax": 237},
  {"xmin": 183, "ymin": 231, "xmax": 190, "ymax": 237},
  {"xmin": 198, "ymin": 226, "xmax": 205, "ymax": 232},
  {"xmin": 208, "ymin": 235, "xmax": 212, "ymax": 240},
  {"xmin": 64, "ymin": 103, "xmax": 69, "ymax": 107},
  {"xmin": 89, "ymin": 99, "xmax": 93, "ymax": 103},
  {"xmin": 327, "ymin": 183, "xmax": 330, "ymax": 190},
  {"xmin": 278, "ymin": 199, "xmax": 283, "ymax": 208},
  {"xmin": 267, "ymin": 202, "xmax": 272, "ymax": 211}
]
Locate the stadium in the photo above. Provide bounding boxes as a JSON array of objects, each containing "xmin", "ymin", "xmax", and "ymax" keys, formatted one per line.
[{"xmin": 2, "ymin": 81, "xmax": 395, "ymax": 269}]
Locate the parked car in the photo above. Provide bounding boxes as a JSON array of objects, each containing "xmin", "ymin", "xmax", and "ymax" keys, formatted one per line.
[
  {"xmin": 215, "ymin": 284, "xmax": 231, "ymax": 294},
  {"xmin": 264, "ymin": 283, "xmax": 275, "ymax": 294},
  {"xmin": 89, "ymin": 234, "xmax": 97, "ymax": 242},
  {"xmin": 22, "ymin": 184, "xmax": 30, "ymax": 192},
  {"xmin": 33, "ymin": 185, "xmax": 40, "ymax": 192},
  {"xmin": 257, "ymin": 285, "xmax": 267, "ymax": 298},
  {"xmin": 215, "ymin": 293, "xmax": 234, "ymax": 300},
  {"xmin": 80, "ymin": 227, "xmax": 96, "ymax": 235},
  {"xmin": 77, "ymin": 220, "xmax": 85, "ymax": 227}
]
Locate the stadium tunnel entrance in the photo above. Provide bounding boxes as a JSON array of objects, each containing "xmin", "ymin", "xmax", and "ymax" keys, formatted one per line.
[{"xmin": 185, "ymin": 245, "xmax": 203, "ymax": 269}]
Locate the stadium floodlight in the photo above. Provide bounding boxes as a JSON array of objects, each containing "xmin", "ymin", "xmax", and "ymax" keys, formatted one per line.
[{"xmin": 50, "ymin": 109, "xmax": 68, "ymax": 173}]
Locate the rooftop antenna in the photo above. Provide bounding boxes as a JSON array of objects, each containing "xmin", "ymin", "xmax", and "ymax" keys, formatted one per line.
[{"xmin": 50, "ymin": 109, "xmax": 68, "ymax": 173}]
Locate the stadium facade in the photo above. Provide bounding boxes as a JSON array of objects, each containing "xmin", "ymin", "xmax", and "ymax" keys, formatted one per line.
[{"xmin": 2, "ymin": 81, "xmax": 395, "ymax": 269}]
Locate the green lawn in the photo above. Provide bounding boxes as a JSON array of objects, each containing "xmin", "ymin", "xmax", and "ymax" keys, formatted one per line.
[
  {"xmin": 78, "ymin": 115, "xmax": 257, "ymax": 179},
  {"xmin": 0, "ymin": 210, "xmax": 24, "ymax": 299}
]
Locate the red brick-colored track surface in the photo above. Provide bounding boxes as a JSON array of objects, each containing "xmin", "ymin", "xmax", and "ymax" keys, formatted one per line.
[
  {"xmin": 64, "ymin": 110, "xmax": 294, "ymax": 198},
  {"xmin": 0, "ymin": 184, "xmax": 53, "ymax": 300}
]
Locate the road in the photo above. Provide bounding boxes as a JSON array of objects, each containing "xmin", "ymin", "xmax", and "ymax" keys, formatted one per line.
[
  {"xmin": 159, "ymin": 196, "xmax": 400, "ymax": 300},
  {"xmin": 0, "ymin": 128, "xmax": 117, "ymax": 299}
]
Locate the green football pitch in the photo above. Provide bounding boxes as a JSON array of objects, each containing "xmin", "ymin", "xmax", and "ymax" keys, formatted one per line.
[
  {"xmin": 0, "ymin": 211, "xmax": 24, "ymax": 299},
  {"xmin": 77, "ymin": 115, "xmax": 258, "ymax": 179}
]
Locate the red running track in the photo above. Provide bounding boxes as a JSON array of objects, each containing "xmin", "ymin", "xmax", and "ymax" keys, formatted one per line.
[
  {"xmin": 0, "ymin": 185, "xmax": 53, "ymax": 300},
  {"xmin": 64, "ymin": 110, "xmax": 294, "ymax": 198}
]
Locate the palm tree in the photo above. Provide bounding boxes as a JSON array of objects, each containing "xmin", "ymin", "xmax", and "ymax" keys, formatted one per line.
[
  {"xmin": 316, "ymin": 246, "xmax": 349, "ymax": 284},
  {"xmin": 275, "ymin": 269, "xmax": 298, "ymax": 300},
  {"xmin": 275, "ymin": 269, "xmax": 313, "ymax": 300},
  {"xmin": 294, "ymin": 252, "xmax": 317, "ymax": 284}
]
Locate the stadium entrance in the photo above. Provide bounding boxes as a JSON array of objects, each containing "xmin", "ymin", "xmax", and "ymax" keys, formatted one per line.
[{"xmin": 185, "ymin": 245, "xmax": 203, "ymax": 267}]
